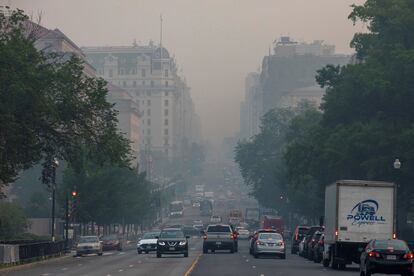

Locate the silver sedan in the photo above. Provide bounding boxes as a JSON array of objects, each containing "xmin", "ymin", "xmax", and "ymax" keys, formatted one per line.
[{"xmin": 253, "ymin": 232, "xmax": 286, "ymax": 259}]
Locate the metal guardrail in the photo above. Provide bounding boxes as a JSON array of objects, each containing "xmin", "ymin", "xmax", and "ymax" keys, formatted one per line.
[{"xmin": 18, "ymin": 241, "xmax": 66, "ymax": 260}]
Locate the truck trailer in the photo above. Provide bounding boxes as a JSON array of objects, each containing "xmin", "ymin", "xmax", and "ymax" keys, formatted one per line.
[{"xmin": 323, "ymin": 180, "xmax": 396, "ymax": 270}]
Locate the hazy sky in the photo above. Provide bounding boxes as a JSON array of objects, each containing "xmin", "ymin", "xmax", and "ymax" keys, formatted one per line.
[{"xmin": 9, "ymin": 0, "xmax": 365, "ymax": 146}]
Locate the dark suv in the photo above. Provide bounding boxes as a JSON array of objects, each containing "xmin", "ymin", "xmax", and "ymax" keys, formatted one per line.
[
  {"xmin": 303, "ymin": 226, "xmax": 324, "ymax": 259},
  {"xmin": 291, "ymin": 226, "xmax": 310, "ymax": 254},
  {"xmin": 156, "ymin": 228, "xmax": 189, "ymax": 258}
]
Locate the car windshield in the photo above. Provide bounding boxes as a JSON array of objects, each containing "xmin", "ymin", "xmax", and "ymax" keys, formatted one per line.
[
  {"xmin": 374, "ymin": 240, "xmax": 408, "ymax": 251},
  {"xmin": 160, "ymin": 230, "xmax": 185, "ymax": 239},
  {"xmin": 101, "ymin": 235, "xmax": 118, "ymax": 241},
  {"xmin": 79, "ymin": 237, "xmax": 99, "ymax": 243},
  {"xmin": 259, "ymin": 233, "xmax": 282, "ymax": 240},
  {"xmin": 142, "ymin": 232, "xmax": 159, "ymax": 239},
  {"xmin": 207, "ymin": 225, "xmax": 231, "ymax": 232}
]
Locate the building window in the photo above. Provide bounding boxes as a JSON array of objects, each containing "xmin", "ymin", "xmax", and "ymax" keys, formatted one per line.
[
  {"xmin": 133, "ymin": 81, "xmax": 137, "ymax": 87},
  {"xmin": 165, "ymin": 81, "xmax": 168, "ymax": 87},
  {"xmin": 147, "ymin": 128, "xmax": 151, "ymax": 135},
  {"xmin": 164, "ymin": 129, "xmax": 169, "ymax": 135},
  {"xmin": 141, "ymin": 69, "xmax": 146, "ymax": 77},
  {"xmin": 164, "ymin": 119, "xmax": 168, "ymax": 126},
  {"xmin": 122, "ymin": 81, "xmax": 126, "ymax": 87},
  {"xmin": 109, "ymin": 69, "xmax": 113, "ymax": 78},
  {"xmin": 164, "ymin": 138, "xmax": 169, "ymax": 145},
  {"xmin": 164, "ymin": 69, "xmax": 169, "ymax": 77},
  {"xmin": 147, "ymin": 119, "xmax": 151, "ymax": 126},
  {"xmin": 164, "ymin": 109, "xmax": 169, "ymax": 116},
  {"xmin": 164, "ymin": 99, "xmax": 169, "ymax": 107},
  {"xmin": 151, "ymin": 80, "xmax": 154, "ymax": 87},
  {"xmin": 164, "ymin": 91, "xmax": 168, "ymax": 96},
  {"xmin": 147, "ymin": 99, "xmax": 151, "ymax": 106},
  {"xmin": 147, "ymin": 109, "xmax": 151, "ymax": 116}
]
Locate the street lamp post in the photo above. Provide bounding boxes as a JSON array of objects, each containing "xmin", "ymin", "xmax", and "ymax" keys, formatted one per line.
[
  {"xmin": 393, "ymin": 158, "xmax": 401, "ymax": 238},
  {"xmin": 51, "ymin": 158, "xmax": 59, "ymax": 242}
]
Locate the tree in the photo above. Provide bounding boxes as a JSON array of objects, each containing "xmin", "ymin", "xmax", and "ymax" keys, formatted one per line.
[
  {"xmin": 0, "ymin": 9, "xmax": 131, "ymax": 189},
  {"xmin": 0, "ymin": 202, "xmax": 28, "ymax": 241}
]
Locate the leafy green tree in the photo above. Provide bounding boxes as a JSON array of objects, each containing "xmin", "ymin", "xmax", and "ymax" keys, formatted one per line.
[
  {"xmin": 0, "ymin": 202, "xmax": 28, "ymax": 241},
  {"xmin": 0, "ymin": 9, "xmax": 131, "ymax": 188}
]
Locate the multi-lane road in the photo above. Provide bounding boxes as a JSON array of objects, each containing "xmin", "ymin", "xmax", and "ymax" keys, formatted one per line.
[{"xmin": 1, "ymin": 205, "xmax": 378, "ymax": 276}]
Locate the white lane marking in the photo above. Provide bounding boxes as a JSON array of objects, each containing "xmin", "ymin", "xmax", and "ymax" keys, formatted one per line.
[
  {"xmin": 118, "ymin": 252, "xmax": 126, "ymax": 255},
  {"xmin": 246, "ymin": 259, "xmax": 249, "ymax": 262},
  {"xmin": 78, "ymin": 263, "xmax": 83, "ymax": 266},
  {"xmin": 41, "ymin": 274, "xmax": 49, "ymax": 276},
  {"xmin": 260, "ymin": 274, "xmax": 265, "ymax": 276},
  {"xmin": 138, "ymin": 260, "xmax": 142, "ymax": 264},
  {"xmin": 129, "ymin": 265, "xmax": 134, "ymax": 268},
  {"xmin": 103, "ymin": 252, "xmax": 114, "ymax": 256},
  {"xmin": 118, "ymin": 269, "xmax": 123, "ymax": 272},
  {"xmin": 106, "ymin": 274, "xmax": 111, "ymax": 276},
  {"xmin": 62, "ymin": 267, "xmax": 68, "ymax": 271}
]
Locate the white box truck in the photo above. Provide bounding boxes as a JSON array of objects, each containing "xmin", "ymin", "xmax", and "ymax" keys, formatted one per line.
[{"xmin": 323, "ymin": 180, "xmax": 396, "ymax": 270}]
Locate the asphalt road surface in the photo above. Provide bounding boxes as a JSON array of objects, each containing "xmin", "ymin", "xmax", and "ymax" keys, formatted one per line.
[{"xmin": 1, "ymin": 206, "xmax": 395, "ymax": 276}]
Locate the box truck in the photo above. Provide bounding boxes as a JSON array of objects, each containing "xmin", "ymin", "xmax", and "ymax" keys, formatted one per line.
[{"xmin": 323, "ymin": 180, "xmax": 396, "ymax": 270}]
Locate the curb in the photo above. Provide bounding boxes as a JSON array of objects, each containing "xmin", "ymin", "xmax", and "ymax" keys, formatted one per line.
[{"xmin": 0, "ymin": 254, "xmax": 71, "ymax": 273}]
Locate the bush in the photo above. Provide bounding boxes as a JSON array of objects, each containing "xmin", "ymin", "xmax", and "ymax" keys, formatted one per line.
[{"xmin": 0, "ymin": 202, "xmax": 28, "ymax": 241}]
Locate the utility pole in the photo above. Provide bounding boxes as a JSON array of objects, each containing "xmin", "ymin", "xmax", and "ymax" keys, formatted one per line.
[{"xmin": 65, "ymin": 193, "xmax": 69, "ymax": 252}]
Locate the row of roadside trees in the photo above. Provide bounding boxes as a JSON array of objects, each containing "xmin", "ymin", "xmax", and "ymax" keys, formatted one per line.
[
  {"xmin": 0, "ymin": 9, "xmax": 152, "ymax": 240},
  {"xmin": 235, "ymin": 0, "xmax": 414, "ymax": 238}
]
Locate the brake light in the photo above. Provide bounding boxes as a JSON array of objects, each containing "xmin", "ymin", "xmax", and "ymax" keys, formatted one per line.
[
  {"xmin": 295, "ymin": 231, "xmax": 298, "ymax": 241},
  {"xmin": 279, "ymin": 241, "xmax": 285, "ymax": 247},
  {"xmin": 256, "ymin": 241, "xmax": 265, "ymax": 246},
  {"xmin": 403, "ymin": 252, "xmax": 414, "ymax": 259},
  {"xmin": 335, "ymin": 230, "xmax": 338, "ymax": 237},
  {"xmin": 368, "ymin": 251, "xmax": 380, "ymax": 258},
  {"xmin": 393, "ymin": 233, "xmax": 397, "ymax": 239},
  {"xmin": 230, "ymin": 233, "xmax": 235, "ymax": 240},
  {"xmin": 203, "ymin": 234, "xmax": 208, "ymax": 240}
]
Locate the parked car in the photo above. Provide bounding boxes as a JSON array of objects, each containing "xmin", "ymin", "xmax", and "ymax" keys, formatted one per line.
[
  {"xmin": 249, "ymin": 229, "xmax": 279, "ymax": 255},
  {"xmin": 137, "ymin": 231, "xmax": 160, "ymax": 254},
  {"xmin": 156, "ymin": 228, "xmax": 189, "ymax": 258},
  {"xmin": 236, "ymin": 227, "xmax": 250, "ymax": 240},
  {"xmin": 360, "ymin": 239, "xmax": 413, "ymax": 276},
  {"xmin": 291, "ymin": 226, "xmax": 310, "ymax": 254},
  {"xmin": 307, "ymin": 230, "xmax": 323, "ymax": 260},
  {"xmin": 100, "ymin": 234, "xmax": 122, "ymax": 251},
  {"xmin": 302, "ymin": 226, "xmax": 324, "ymax": 259},
  {"xmin": 252, "ymin": 232, "xmax": 286, "ymax": 259},
  {"xmin": 76, "ymin": 236, "xmax": 103, "ymax": 256},
  {"xmin": 298, "ymin": 237, "xmax": 307, "ymax": 256},
  {"xmin": 203, "ymin": 224, "xmax": 236, "ymax": 253},
  {"xmin": 312, "ymin": 233, "xmax": 324, "ymax": 263}
]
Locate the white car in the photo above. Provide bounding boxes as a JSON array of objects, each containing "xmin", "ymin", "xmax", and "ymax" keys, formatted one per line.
[
  {"xmin": 210, "ymin": 215, "xmax": 222, "ymax": 223},
  {"xmin": 75, "ymin": 236, "xmax": 103, "ymax": 256},
  {"xmin": 236, "ymin": 227, "xmax": 250, "ymax": 239},
  {"xmin": 137, "ymin": 232, "xmax": 160, "ymax": 254}
]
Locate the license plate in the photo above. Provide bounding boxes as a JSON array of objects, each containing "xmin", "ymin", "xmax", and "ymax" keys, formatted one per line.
[
  {"xmin": 386, "ymin": 255, "xmax": 397, "ymax": 260},
  {"xmin": 216, "ymin": 242, "xmax": 222, "ymax": 245},
  {"xmin": 169, "ymin": 247, "xmax": 175, "ymax": 251}
]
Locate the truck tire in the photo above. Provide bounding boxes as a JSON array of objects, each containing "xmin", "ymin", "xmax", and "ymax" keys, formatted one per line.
[
  {"xmin": 322, "ymin": 257, "xmax": 330, "ymax": 267},
  {"xmin": 330, "ymin": 250, "xmax": 339, "ymax": 270},
  {"xmin": 339, "ymin": 263, "xmax": 346, "ymax": 270}
]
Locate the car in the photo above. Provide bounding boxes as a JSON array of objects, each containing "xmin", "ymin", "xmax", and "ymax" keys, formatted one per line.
[
  {"xmin": 307, "ymin": 230, "xmax": 323, "ymax": 260},
  {"xmin": 203, "ymin": 224, "xmax": 236, "ymax": 253},
  {"xmin": 193, "ymin": 219, "xmax": 203, "ymax": 225},
  {"xmin": 156, "ymin": 228, "xmax": 189, "ymax": 258},
  {"xmin": 210, "ymin": 215, "xmax": 222, "ymax": 223},
  {"xmin": 193, "ymin": 224, "xmax": 204, "ymax": 233},
  {"xmin": 182, "ymin": 225, "xmax": 199, "ymax": 237},
  {"xmin": 302, "ymin": 226, "xmax": 324, "ymax": 258},
  {"xmin": 100, "ymin": 234, "xmax": 122, "ymax": 251},
  {"xmin": 249, "ymin": 229, "xmax": 279, "ymax": 255},
  {"xmin": 75, "ymin": 236, "xmax": 103, "ymax": 256},
  {"xmin": 252, "ymin": 232, "xmax": 286, "ymax": 259},
  {"xmin": 236, "ymin": 227, "xmax": 250, "ymax": 240},
  {"xmin": 312, "ymin": 233, "xmax": 324, "ymax": 263},
  {"xmin": 298, "ymin": 236, "xmax": 307, "ymax": 256},
  {"xmin": 137, "ymin": 231, "xmax": 160, "ymax": 254},
  {"xmin": 291, "ymin": 226, "xmax": 310, "ymax": 254},
  {"xmin": 360, "ymin": 239, "xmax": 414, "ymax": 276},
  {"xmin": 183, "ymin": 199, "xmax": 192, "ymax": 206}
]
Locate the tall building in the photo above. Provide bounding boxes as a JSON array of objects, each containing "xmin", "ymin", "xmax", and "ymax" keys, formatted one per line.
[
  {"xmin": 83, "ymin": 44, "xmax": 201, "ymax": 170},
  {"xmin": 240, "ymin": 37, "xmax": 350, "ymax": 140}
]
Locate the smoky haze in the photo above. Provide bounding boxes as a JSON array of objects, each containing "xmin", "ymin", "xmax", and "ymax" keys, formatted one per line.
[{"xmin": 11, "ymin": 0, "xmax": 365, "ymax": 146}]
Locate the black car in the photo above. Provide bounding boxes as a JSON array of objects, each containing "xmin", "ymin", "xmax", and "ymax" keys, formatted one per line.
[
  {"xmin": 312, "ymin": 233, "xmax": 324, "ymax": 263},
  {"xmin": 302, "ymin": 226, "xmax": 324, "ymax": 259},
  {"xmin": 291, "ymin": 226, "xmax": 310, "ymax": 254},
  {"xmin": 307, "ymin": 230, "xmax": 323, "ymax": 260},
  {"xmin": 156, "ymin": 228, "xmax": 189, "ymax": 258},
  {"xmin": 360, "ymin": 239, "xmax": 413, "ymax": 276}
]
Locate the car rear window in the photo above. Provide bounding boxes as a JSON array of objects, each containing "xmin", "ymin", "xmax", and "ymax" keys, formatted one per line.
[
  {"xmin": 259, "ymin": 233, "xmax": 282, "ymax": 240},
  {"xmin": 374, "ymin": 240, "xmax": 408, "ymax": 251},
  {"xmin": 298, "ymin": 227, "xmax": 310, "ymax": 234},
  {"xmin": 207, "ymin": 225, "xmax": 231, "ymax": 232}
]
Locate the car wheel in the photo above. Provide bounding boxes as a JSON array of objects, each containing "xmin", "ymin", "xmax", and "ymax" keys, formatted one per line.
[
  {"xmin": 254, "ymin": 252, "xmax": 259, "ymax": 259},
  {"xmin": 98, "ymin": 252, "xmax": 103, "ymax": 256},
  {"xmin": 211, "ymin": 249, "xmax": 215, "ymax": 253},
  {"xmin": 138, "ymin": 250, "xmax": 142, "ymax": 254},
  {"xmin": 145, "ymin": 251, "xmax": 149, "ymax": 254},
  {"xmin": 203, "ymin": 247, "xmax": 208, "ymax": 254},
  {"xmin": 184, "ymin": 251, "xmax": 189, "ymax": 258},
  {"xmin": 156, "ymin": 252, "xmax": 161, "ymax": 258},
  {"xmin": 322, "ymin": 258, "xmax": 329, "ymax": 267},
  {"xmin": 338, "ymin": 263, "xmax": 346, "ymax": 270}
]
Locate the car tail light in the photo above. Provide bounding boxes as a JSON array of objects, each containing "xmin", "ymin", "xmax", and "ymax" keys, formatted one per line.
[
  {"xmin": 279, "ymin": 241, "xmax": 285, "ymax": 247},
  {"xmin": 295, "ymin": 232, "xmax": 298, "ymax": 241},
  {"xmin": 393, "ymin": 233, "xmax": 397, "ymax": 239},
  {"xmin": 368, "ymin": 251, "xmax": 380, "ymax": 258},
  {"xmin": 203, "ymin": 234, "xmax": 208, "ymax": 240},
  {"xmin": 256, "ymin": 241, "xmax": 265, "ymax": 246},
  {"xmin": 403, "ymin": 252, "xmax": 414, "ymax": 259},
  {"xmin": 230, "ymin": 233, "xmax": 236, "ymax": 240}
]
